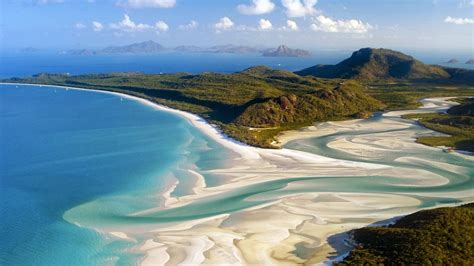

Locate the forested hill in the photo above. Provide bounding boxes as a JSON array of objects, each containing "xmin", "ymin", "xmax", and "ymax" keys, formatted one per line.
[
  {"xmin": 296, "ymin": 48, "xmax": 474, "ymax": 85},
  {"xmin": 337, "ymin": 203, "xmax": 474, "ymax": 265}
]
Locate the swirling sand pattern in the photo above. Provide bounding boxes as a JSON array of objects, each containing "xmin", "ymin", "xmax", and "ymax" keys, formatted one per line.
[{"xmin": 63, "ymin": 95, "xmax": 473, "ymax": 265}]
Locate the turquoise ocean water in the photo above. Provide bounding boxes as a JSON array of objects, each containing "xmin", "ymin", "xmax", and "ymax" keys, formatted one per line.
[{"xmin": 0, "ymin": 84, "xmax": 232, "ymax": 265}]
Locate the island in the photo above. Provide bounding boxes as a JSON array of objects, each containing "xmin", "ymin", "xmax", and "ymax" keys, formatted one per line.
[
  {"xmin": 262, "ymin": 45, "xmax": 311, "ymax": 57},
  {"xmin": 67, "ymin": 40, "xmax": 165, "ymax": 55},
  {"xmin": 466, "ymin": 59, "xmax": 474, "ymax": 65},
  {"xmin": 446, "ymin": 59, "xmax": 459, "ymax": 64}
]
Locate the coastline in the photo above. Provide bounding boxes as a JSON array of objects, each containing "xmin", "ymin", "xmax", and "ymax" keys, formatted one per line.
[{"xmin": 3, "ymin": 83, "xmax": 473, "ymax": 265}]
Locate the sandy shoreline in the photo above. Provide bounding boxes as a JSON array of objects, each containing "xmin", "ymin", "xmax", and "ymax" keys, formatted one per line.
[{"xmin": 3, "ymin": 83, "xmax": 473, "ymax": 265}]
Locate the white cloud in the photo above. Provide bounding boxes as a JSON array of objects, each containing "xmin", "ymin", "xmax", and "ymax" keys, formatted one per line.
[
  {"xmin": 444, "ymin": 16, "xmax": 474, "ymax": 25},
  {"xmin": 179, "ymin": 20, "xmax": 198, "ymax": 30},
  {"xmin": 75, "ymin": 23, "xmax": 86, "ymax": 29},
  {"xmin": 110, "ymin": 14, "xmax": 153, "ymax": 31},
  {"xmin": 215, "ymin": 17, "xmax": 234, "ymax": 31},
  {"xmin": 258, "ymin": 19, "xmax": 273, "ymax": 30},
  {"xmin": 155, "ymin": 21, "xmax": 169, "ymax": 32},
  {"xmin": 281, "ymin": 0, "xmax": 318, "ymax": 17},
  {"xmin": 92, "ymin": 21, "xmax": 103, "ymax": 32},
  {"xmin": 108, "ymin": 15, "xmax": 169, "ymax": 33},
  {"xmin": 117, "ymin": 0, "xmax": 176, "ymax": 8},
  {"xmin": 237, "ymin": 0, "xmax": 275, "ymax": 15},
  {"xmin": 310, "ymin": 15, "xmax": 373, "ymax": 33},
  {"xmin": 281, "ymin": 19, "xmax": 298, "ymax": 31}
]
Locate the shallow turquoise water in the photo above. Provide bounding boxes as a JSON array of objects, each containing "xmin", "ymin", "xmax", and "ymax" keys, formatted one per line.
[{"xmin": 0, "ymin": 84, "xmax": 232, "ymax": 265}]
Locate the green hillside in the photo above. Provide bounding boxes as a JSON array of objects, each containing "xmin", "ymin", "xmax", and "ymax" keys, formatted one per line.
[
  {"xmin": 3, "ymin": 67, "xmax": 384, "ymax": 148},
  {"xmin": 337, "ymin": 203, "xmax": 474, "ymax": 265},
  {"xmin": 296, "ymin": 48, "xmax": 474, "ymax": 84}
]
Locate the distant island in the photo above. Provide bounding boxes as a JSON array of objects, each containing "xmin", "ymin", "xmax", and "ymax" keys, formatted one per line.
[
  {"xmin": 175, "ymin": 44, "xmax": 263, "ymax": 54},
  {"xmin": 5, "ymin": 47, "xmax": 474, "ymax": 148},
  {"xmin": 466, "ymin": 59, "xmax": 474, "ymax": 65},
  {"xmin": 446, "ymin": 59, "xmax": 459, "ymax": 64},
  {"xmin": 66, "ymin": 41, "xmax": 265, "ymax": 55},
  {"xmin": 262, "ymin": 45, "xmax": 310, "ymax": 58},
  {"xmin": 65, "ymin": 40, "xmax": 311, "ymax": 57},
  {"xmin": 67, "ymin": 40, "xmax": 164, "ymax": 55}
]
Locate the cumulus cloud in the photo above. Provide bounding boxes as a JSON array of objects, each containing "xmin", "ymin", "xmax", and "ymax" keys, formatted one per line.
[
  {"xmin": 444, "ymin": 16, "xmax": 474, "ymax": 25},
  {"xmin": 117, "ymin": 0, "xmax": 176, "ymax": 8},
  {"xmin": 237, "ymin": 0, "xmax": 275, "ymax": 15},
  {"xmin": 92, "ymin": 22, "xmax": 104, "ymax": 32},
  {"xmin": 179, "ymin": 20, "xmax": 198, "ymax": 30},
  {"xmin": 310, "ymin": 15, "xmax": 373, "ymax": 33},
  {"xmin": 281, "ymin": 19, "xmax": 298, "ymax": 31},
  {"xmin": 155, "ymin": 21, "xmax": 169, "ymax": 32},
  {"xmin": 107, "ymin": 15, "xmax": 169, "ymax": 33},
  {"xmin": 281, "ymin": 0, "xmax": 318, "ymax": 17},
  {"xmin": 258, "ymin": 19, "xmax": 273, "ymax": 30},
  {"xmin": 215, "ymin": 17, "xmax": 234, "ymax": 31},
  {"xmin": 110, "ymin": 14, "xmax": 153, "ymax": 31},
  {"xmin": 75, "ymin": 23, "xmax": 86, "ymax": 29}
]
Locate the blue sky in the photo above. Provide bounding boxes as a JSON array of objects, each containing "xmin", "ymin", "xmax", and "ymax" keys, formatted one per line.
[{"xmin": 1, "ymin": 0, "xmax": 473, "ymax": 53}]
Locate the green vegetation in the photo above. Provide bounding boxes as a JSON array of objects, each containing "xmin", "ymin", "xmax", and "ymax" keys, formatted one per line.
[
  {"xmin": 3, "ymin": 67, "xmax": 384, "ymax": 148},
  {"xmin": 337, "ymin": 203, "xmax": 474, "ymax": 265},
  {"xmin": 296, "ymin": 48, "xmax": 474, "ymax": 85},
  {"xmin": 402, "ymin": 98, "xmax": 474, "ymax": 152}
]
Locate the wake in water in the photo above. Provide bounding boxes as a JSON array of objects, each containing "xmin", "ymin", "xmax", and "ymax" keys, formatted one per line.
[{"xmin": 62, "ymin": 96, "xmax": 473, "ymax": 265}]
